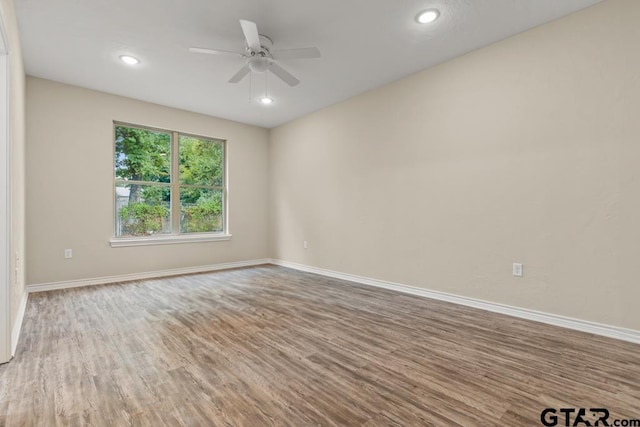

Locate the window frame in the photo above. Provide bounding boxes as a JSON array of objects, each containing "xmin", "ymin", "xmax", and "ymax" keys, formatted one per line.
[{"xmin": 110, "ymin": 121, "xmax": 230, "ymax": 247}]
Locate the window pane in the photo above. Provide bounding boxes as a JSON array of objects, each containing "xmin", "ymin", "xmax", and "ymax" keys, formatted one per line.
[
  {"xmin": 115, "ymin": 126, "xmax": 171, "ymax": 183},
  {"xmin": 180, "ymin": 188, "xmax": 223, "ymax": 233},
  {"xmin": 179, "ymin": 135, "xmax": 223, "ymax": 187},
  {"xmin": 116, "ymin": 184, "xmax": 171, "ymax": 237}
]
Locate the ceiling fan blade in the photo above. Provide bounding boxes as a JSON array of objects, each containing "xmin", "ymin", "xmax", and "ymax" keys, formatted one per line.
[
  {"xmin": 272, "ymin": 47, "xmax": 321, "ymax": 60},
  {"xmin": 229, "ymin": 65, "xmax": 251, "ymax": 83},
  {"xmin": 189, "ymin": 47, "xmax": 245, "ymax": 57},
  {"xmin": 269, "ymin": 63, "xmax": 300, "ymax": 87},
  {"xmin": 239, "ymin": 19, "xmax": 261, "ymax": 51}
]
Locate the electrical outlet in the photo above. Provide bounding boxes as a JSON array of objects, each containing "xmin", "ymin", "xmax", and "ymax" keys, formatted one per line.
[
  {"xmin": 64, "ymin": 249, "xmax": 73, "ymax": 259},
  {"xmin": 303, "ymin": 240, "xmax": 308, "ymax": 249},
  {"xmin": 513, "ymin": 263, "xmax": 523, "ymax": 277}
]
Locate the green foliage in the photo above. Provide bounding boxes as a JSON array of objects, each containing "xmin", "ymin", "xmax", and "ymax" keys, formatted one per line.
[
  {"xmin": 115, "ymin": 126, "xmax": 171, "ymax": 184},
  {"xmin": 140, "ymin": 186, "xmax": 170, "ymax": 204},
  {"xmin": 181, "ymin": 192, "xmax": 223, "ymax": 233},
  {"xmin": 179, "ymin": 136, "xmax": 223, "ymax": 194},
  {"xmin": 119, "ymin": 203, "xmax": 168, "ymax": 236}
]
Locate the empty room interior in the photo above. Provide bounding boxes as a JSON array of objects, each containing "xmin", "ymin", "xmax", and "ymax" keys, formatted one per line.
[{"xmin": 1, "ymin": 0, "xmax": 640, "ymax": 425}]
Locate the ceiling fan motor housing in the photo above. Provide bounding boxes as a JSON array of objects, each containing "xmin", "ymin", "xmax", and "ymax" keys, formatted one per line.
[
  {"xmin": 246, "ymin": 35, "xmax": 273, "ymax": 72},
  {"xmin": 246, "ymin": 34, "xmax": 273, "ymax": 54}
]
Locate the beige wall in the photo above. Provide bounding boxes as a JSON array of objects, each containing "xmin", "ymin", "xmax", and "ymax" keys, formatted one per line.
[
  {"xmin": 26, "ymin": 77, "xmax": 269, "ymax": 284},
  {"xmin": 0, "ymin": 0, "xmax": 26, "ymax": 334},
  {"xmin": 269, "ymin": 0, "xmax": 640, "ymax": 330}
]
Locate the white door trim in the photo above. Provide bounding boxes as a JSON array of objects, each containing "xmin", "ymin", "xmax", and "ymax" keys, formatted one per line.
[{"xmin": 0, "ymin": 4, "xmax": 11, "ymax": 364}]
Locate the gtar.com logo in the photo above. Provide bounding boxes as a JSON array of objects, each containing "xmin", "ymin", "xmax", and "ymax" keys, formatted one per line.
[
  {"xmin": 541, "ymin": 408, "xmax": 640, "ymax": 427},
  {"xmin": 541, "ymin": 408, "xmax": 610, "ymax": 426}
]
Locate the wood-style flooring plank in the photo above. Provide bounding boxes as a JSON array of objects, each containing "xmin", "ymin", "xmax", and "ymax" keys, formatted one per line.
[{"xmin": 0, "ymin": 265, "xmax": 639, "ymax": 426}]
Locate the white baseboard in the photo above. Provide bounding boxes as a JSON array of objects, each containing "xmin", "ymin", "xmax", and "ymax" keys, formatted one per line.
[
  {"xmin": 270, "ymin": 259, "xmax": 640, "ymax": 345},
  {"xmin": 11, "ymin": 290, "xmax": 28, "ymax": 356},
  {"xmin": 27, "ymin": 259, "xmax": 271, "ymax": 294},
  {"xmin": 23, "ymin": 257, "xmax": 640, "ymax": 345}
]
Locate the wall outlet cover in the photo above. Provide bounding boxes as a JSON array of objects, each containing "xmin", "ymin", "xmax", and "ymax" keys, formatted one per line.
[{"xmin": 513, "ymin": 263, "xmax": 523, "ymax": 277}]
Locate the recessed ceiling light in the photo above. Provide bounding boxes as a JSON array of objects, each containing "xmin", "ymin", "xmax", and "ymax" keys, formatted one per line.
[
  {"xmin": 259, "ymin": 96, "xmax": 273, "ymax": 105},
  {"xmin": 416, "ymin": 9, "xmax": 440, "ymax": 24},
  {"xmin": 119, "ymin": 55, "xmax": 140, "ymax": 65}
]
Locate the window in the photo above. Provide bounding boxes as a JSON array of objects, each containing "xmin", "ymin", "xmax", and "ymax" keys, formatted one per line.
[{"xmin": 113, "ymin": 123, "xmax": 227, "ymax": 245}]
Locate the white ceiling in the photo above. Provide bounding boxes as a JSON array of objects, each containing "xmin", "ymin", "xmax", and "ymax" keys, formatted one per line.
[{"xmin": 16, "ymin": 0, "xmax": 601, "ymax": 128}]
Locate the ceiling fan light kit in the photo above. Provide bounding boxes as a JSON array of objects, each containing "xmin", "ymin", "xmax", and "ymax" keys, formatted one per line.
[
  {"xmin": 248, "ymin": 56, "xmax": 271, "ymax": 73},
  {"xmin": 189, "ymin": 19, "xmax": 321, "ymax": 92}
]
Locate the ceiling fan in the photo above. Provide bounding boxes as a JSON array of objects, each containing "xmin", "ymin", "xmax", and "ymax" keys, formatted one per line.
[{"xmin": 189, "ymin": 19, "xmax": 321, "ymax": 87}]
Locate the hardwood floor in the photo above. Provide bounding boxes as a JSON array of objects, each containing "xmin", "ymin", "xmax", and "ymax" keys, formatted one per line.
[{"xmin": 0, "ymin": 265, "xmax": 639, "ymax": 426}]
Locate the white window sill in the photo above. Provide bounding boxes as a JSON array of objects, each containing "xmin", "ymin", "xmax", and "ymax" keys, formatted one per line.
[{"xmin": 110, "ymin": 233, "xmax": 232, "ymax": 247}]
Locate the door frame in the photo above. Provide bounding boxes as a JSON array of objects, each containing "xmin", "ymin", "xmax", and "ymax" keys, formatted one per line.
[{"xmin": 0, "ymin": 4, "xmax": 11, "ymax": 364}]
